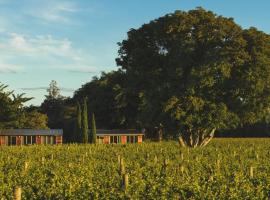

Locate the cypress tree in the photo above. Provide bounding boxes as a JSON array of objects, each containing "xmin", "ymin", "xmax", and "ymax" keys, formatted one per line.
[
  {"xmin": 82, "ymin": 97, "xmax": 88, "ymax": 143},
  {"xmin": 76, "ymin": 102, "xmax": 82, "ymax": 142},
  {"xmin": 91, "ymin": 113, "xmax": 97, "ymax": 144}
]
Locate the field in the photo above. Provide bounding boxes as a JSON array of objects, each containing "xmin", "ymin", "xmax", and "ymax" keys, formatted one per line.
[{"xmin": 0, "ymin": 139, "xmax": 269, "ymax": 199}]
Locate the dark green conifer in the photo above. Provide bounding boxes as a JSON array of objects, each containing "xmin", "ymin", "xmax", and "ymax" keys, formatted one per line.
[
  {"xmin": 82, "ymin": 98, "xmax": 88, "ymax": 143},
  {"xmin": 76, "ymin": 101, "xmax": 82, "ymax": 142},
  {"xmin": 91, "ymin": 113, "xmax": 97, "ymax": 144}
]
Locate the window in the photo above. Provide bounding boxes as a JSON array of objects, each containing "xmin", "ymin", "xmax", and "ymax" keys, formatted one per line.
[
  {"xmin": 41, "ymin": 136, "xmax": 45, "ymax": 144},
  {"xmin": 24, "ymin": 136, "xmax": 32, "ymax": 145},
  {"xmin": 9, "ymin": 136, "xmax": 16, "ymax": 145},
  {"xmin": 23, "ymin": 136, "xmax": 38, "ymax": 145},
  {"xmin": 114, "ymin": 136, "xmax": 118, "ymax": 143},
  {"xmin": 32, "ymin": 136, "xmax": 36, "ymax": 144},
  {"xmin": 24, "ymin": 136, "xmax": 27, "ymax": 144},
  {"xmin": 130, "ymin": 136, "xmax": 134, "ymax": 143},
  {"xmin": 27, "ymin": 136, "xmax": 32, "ymax": 144},
  {"xmin": 50, "ymin": 136, "xmax": 54, "ymax": 144},
  {"xmin": 97, "ymin": 136, "xmax": 104, "ymax": 144},
  {"xmin": 53, "ymin": 136, "xmax": 56, "ymax": 144},
  {"xmin": 118, "ymin": 136, "xmax": 121, "ymax": 144},
  {"xmin": 44, "ymin": 136, "xmax": 54, "ymax": 144},
  {"xmin": 110, "ymin": 136, "xmax": 113, "ymax": 144},
  {"xmin": 109, "ymin": 136, "xmax": 120, "ymax": 144}
]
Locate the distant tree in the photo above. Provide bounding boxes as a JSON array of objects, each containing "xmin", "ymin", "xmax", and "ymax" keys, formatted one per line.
[
  {"xmin": 116, "ymin": 8, "xmax": 270, "ymax": 147},
  {"xmin": 41, "ymin": 80, "xmax": 69, "ymax": 129},
  {"xmin": 90, "ymin": 113, "xmax": 97, "ymax": 144},
  {"xmin": 45, "ymin": 80, "xmax": 62, "ymax": 100},
  {"xmin": 82, "ymin": 98, "xmax": 89, "ymax": 143}
]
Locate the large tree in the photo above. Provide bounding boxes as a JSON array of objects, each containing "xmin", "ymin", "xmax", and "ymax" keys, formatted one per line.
[{"xmin": 116, "ymin": 8, "xmax": 270, "ymax": 147}]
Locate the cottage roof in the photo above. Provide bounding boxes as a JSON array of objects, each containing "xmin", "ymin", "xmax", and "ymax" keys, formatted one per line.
[
  {"xmin": 96, "ymin": 129, "xmax": 144, "ymax": 136},
  {"xmin": 0, "ymin": 129, "xmax": 63, "ymax": 136}
]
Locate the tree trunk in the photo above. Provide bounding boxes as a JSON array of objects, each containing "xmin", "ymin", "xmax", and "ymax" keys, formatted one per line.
[{"xmin": 178, "ymin": 128, "xmax": 216, "ymax": 148}]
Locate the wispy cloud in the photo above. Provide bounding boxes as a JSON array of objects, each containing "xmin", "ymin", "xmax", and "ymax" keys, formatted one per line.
[
  {"xmin": 20, "ymin": 87, "xmax": 74, "ymax": 92},
  {"xmin": 0, "ymin": 63, "xmax": 22, "ymax": 73},
  {"xmin": 8, "ymin": 33, "xmax": 73, "ymax": 55},
  {"xmin": 68, "ymin": 68, "xmax": 97, "ymax": 74},
  {"xmin": 25, "ymin": 1, "xmax": 78, "ymax": 24},
  {"xmin": 0, "ymin": 32, "xmax": 98, "ymax": 73}
]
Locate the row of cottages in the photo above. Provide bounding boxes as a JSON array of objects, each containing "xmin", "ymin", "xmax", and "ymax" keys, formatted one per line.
[
  {"xmin": 0, "ymin": 129, "xmax": 63, "ymax": 146},
  {"xmin": 96, "ymin": 129, "xmax": 144, "ymax": 144},
  {"xmin": 0, "ymin": 129, "xmax": 144, "ymax": 145}
]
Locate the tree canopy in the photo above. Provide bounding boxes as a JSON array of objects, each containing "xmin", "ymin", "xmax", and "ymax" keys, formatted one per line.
[
  {"xmin": 0, "ymin": 83, "xmax": 48, "ymax": 129},
  {"xmin": 116, "ymin": 8, "xmax": 270, "ymax": 146}
]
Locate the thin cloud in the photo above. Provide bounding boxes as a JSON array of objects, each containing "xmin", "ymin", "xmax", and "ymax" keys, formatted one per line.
[
  {"xmin": 0, "ymin": 32, "xmax": 97, "ymax": 72},
  {"xmin": 0, "ymin": 68, "xmax": 18, "ymax": 73},
  {"xmin": 68, "ymin": 69, "xmax": 97, "ymax": 74},
  {"xmin": 25, "ymin": 1, "xmax": 78, "ymax": 24},
  {"xmin": 0, "ymin": 63, "xmax": 22, "ymax": 73},
  {"xmin": 20, "ymin": 87, "xmax": 74, "ymax": 92}
]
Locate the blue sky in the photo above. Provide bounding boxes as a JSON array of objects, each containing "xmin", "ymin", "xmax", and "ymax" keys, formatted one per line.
[{"xmin": 0, "ymin": 0, "xmax": 270, "ymax": 105}]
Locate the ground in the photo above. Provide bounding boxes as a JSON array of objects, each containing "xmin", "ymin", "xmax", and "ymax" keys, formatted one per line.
[{"xmin": 0, "ymin": 139, "xmax": 269, "ymax": 199}]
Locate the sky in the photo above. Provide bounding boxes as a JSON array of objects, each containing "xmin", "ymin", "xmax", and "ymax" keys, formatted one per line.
[{"xmin": 0, "ymin": 0, "xmax": 270, "ymax": 105}]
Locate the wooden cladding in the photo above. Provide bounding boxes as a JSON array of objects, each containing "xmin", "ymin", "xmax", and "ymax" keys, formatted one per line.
[
  {"xmin": 55, "ymin": 136, "xmax": 62, "ymax": 144},
  {"xmin": 121, "ymin": 136, "xmax": 127, "ymax": 144},
  {"xmin": 0, "ymin": 136, "xmax": 6, "ymax": 145},
  {"xmin": 16, "ymin": 136, "xmax": 22, "ymax": 145},
  {"xmin": 138, "ymin": 135, "xmax": 143, "ymax": 143},
  {"xmin": 103, "ymin": 136, "xmax": 110, "ymax": 144}
]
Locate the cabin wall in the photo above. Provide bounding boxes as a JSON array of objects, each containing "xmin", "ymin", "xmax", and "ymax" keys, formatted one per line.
[
  {"xmin": 103, "ymin": 136, "xmax": 110, "ymax": 144},
  {"xmin": 121, "ymin": 136, "xmax": 127, "ymax": 144},
  {"xmin": 138, "ymin": 135, "xmax": 143, "ymax": 143},
  {"xmin": 0, "ymin": 136, "xmax": 5, "ymax": 145},
  {"xmin": 16, "ymin": 136, "xmax": 22, "ymax": 145},
  {"xmin": 36, "ymin": 136, "xmax": 42, "ymax": 144},
  {"xmin": 56, "ymin": 136, "xmax": 62, "ymax": 144}
]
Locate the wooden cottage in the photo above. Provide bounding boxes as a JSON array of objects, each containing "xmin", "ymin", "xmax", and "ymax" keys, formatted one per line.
[
  {"xmin": 0, "ymin": 129, "xmax": 63, "ymax": 146},
  {"xmin": 96, "ymin": 129, "xmax": 144, "ymax": 144}
]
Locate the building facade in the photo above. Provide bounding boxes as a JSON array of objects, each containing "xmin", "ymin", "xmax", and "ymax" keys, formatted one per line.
[
  {"xmin": 96, "ymin": 129, "xmax": 144, "ymax": 144},
  {"xmin": 0, "ymin": 129, "xmax": 63, "ymax": 146}
]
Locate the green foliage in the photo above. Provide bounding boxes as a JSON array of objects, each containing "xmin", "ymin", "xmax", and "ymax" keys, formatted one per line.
[
  {"xmin": 82, "ymin": 98, "xmax": 88, "ymax": 143},
  {"xmin": 0, "ymin": 139, "xmax": 269, "ymax": 199},
  {"xmin": 20, "ymin": 110, "xmax": 48, "ymax": 129},
  {"xmin": 75, "ymin": 102, "xmax": 82, "ymax": 143},
  {"xmin": 116, "ymin": 8, "xmax": 270, "ymax": 143},
  {"xmin": 90, "ymin": 113, "xmax": 97, "ymax": 144},
  {"xmin": 45, "ymin": 80, "xmax": 62, "ymax": 100},
  {"xmin": 73, "ymin": 70, "xmax": 140, "ymax": 129},
  {"xmin": 0, "ymin": 83, "xmax": 41, "ymax": 129},
  {"xmin": 40, "ymin": 81, "xmax": 76, "ymax": 142}
]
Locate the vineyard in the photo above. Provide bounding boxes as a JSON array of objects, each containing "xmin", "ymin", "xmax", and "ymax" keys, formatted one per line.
[{"xmin": 0, "ymin": 139, "xmax": 270, "ymax": 199}]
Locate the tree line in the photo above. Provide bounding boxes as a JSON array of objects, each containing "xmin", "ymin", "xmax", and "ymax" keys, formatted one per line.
[{"xmin": 1, "ymin": 8, "xmax": 270, "ymax": 146}]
